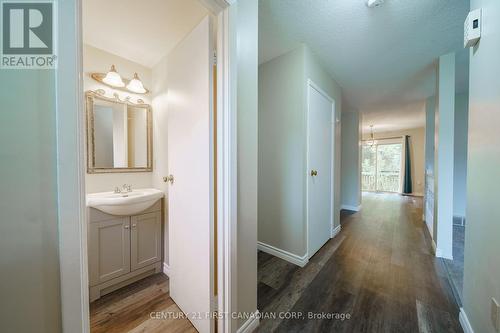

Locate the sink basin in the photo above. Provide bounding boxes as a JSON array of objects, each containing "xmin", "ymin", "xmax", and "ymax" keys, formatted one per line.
[{"xmin": 87, "ymin": 188, "xmax": 164, "ymax": 216}]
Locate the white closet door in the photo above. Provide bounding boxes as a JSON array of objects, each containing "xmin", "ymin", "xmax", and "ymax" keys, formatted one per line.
[
  {"xmin": 167, "ymin": 16, "xmax": 214, "ymax": 333},
  {"xmin": 307, "ymin": 83, "xmax": 334, "ymax": 258}
]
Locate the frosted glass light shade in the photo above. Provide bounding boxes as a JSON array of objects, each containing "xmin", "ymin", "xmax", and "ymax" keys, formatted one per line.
[
  {"xmin": 102, "ymin": 65, "xmax": 125, "ymax": 87},
  {"xmin": 126, "ymin": 73, "xmax": 147, "ymax": 94}
]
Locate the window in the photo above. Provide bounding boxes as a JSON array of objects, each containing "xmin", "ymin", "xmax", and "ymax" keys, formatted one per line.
[{"xmin": 362, "ymin": 142, "xmax": 403, "ymax": 193}]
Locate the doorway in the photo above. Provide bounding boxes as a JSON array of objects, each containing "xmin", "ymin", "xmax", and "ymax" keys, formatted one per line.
[
  {"xmin": 306, "ymin": 81, "xmax": 335, "ymax": 258},
  {"xmin": 361, "ymin": 142, "xmax": 403, "ymax": 193},
  {"xmin": 56, "ymin": 1, "xmax": 239, "ymax": 332}
]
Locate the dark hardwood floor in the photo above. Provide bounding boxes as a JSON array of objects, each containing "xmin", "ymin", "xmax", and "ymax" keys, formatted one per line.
[{"xmin": 257, "ymin": 192, "xmax": 463, "ymax": 333}]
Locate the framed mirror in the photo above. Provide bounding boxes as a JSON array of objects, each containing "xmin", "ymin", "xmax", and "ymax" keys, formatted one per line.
[{"xmin": 86, "ymin": 90, "xmax": 152, "ymax": 173}]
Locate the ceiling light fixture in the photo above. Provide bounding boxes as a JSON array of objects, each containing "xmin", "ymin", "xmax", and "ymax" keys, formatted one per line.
[
  {"xmin": 366, "ymin": 0, "xmax": 384, "ymax": 8},
  {"xmin": 102, "ymin": 65, "xmax": 125, "ymax": 88},
  {"xmin": 126, "ymin": 73, "xmax": 147, "ymax": 94}
]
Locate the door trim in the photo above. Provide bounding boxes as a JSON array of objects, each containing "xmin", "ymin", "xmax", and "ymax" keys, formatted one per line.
[
  {"xmin": 305, "ymin": 79, "xmax": 336, "ymax": 259},
  {"xmin": 216, "ymin": 6, "xmax": 238, "ymax": 333},
  {"xmin": 56, "ymin": 1, "xmax": 238, "ymax": 332}
]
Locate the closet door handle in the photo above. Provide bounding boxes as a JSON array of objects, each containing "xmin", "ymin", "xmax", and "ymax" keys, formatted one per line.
[{"xmin": 311, "ymin": 170, "xmax": 318, "ymax": 176}]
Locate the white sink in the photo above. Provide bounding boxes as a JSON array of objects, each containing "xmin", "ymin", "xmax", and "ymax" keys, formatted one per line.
[{"xmin": 87, "ymin": 188, "xmax": 164, "ymax": 216}]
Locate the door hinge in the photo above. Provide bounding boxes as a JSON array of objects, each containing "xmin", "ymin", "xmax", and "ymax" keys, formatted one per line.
[
  {"xmin": 212, "ymin": 295, "xmax": 218, "ymax": 311},
  {"xmin": 213, "ymin": 51, "xmax": 217, "ymax": 66}
]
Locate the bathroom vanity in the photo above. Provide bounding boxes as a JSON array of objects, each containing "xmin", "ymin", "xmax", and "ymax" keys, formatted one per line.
[
  {"xmin": 86, "ymin": 189, "xmax": 164, "ymax": 302},
  {"xmin": 84, "ymin": 89, "xmax": 165, "ymax": 301}
]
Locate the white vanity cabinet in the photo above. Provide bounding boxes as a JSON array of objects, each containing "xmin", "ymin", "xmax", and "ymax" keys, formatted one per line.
[{"xmin": 88, "ymin": 200, "xmax": 163, "ymax": 302}]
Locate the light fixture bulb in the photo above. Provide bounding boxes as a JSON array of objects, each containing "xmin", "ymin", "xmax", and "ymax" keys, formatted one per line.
[
  {"xmin": 102, "ymin": 65, "xmax": 125, "ymax": 87},
  {"xmin": 126, "ymin": 73, "xmax": 147, "ymax": 94}
]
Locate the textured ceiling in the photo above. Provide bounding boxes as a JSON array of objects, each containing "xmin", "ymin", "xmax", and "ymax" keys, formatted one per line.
[
  {"xmin": 259, "ymin": 0, "xmax": 470, "ymax": 114},
  {"xmin": 361, "ymin": 101, "xmax": 426, "ymax": 133},
  {"xmin": 83, "ymin": 0, "xmax": 208, "ymax": 68}
]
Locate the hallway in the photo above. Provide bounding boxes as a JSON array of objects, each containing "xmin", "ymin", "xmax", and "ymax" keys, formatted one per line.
[{"xmin": 258, "ymin": 193, "xmax": 462, "ymax": 332}]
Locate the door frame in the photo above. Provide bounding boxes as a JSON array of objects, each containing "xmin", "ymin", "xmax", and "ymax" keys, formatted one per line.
[
  {"xmin": 55, "ymin": 1, "xmax": 238, "ymax": 332},
  {"xmin": 305, "ymin": 79, "xmax": 336, "ymax": 259}
]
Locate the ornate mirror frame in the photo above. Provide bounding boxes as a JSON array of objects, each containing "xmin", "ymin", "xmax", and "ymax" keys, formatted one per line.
[{"xmin": 85, "ymin": 89, "xmax": 153, "ymax": 173}]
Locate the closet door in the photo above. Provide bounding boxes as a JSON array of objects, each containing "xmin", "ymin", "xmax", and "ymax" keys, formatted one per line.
[
  {"xmin": 307, "ymin": 82, "xmax": 335, "ymax": 258},
  {"xmin": 167, "ymin": 16, "xmax": 214, "ymax": 333}
]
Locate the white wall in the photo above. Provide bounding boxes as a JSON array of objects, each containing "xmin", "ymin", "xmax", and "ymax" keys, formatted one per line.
[
  {"xmin": 0, "ymin": 71, "xmax": 61, "ymax": 332},
  {"xmin": 425, "ymin": 97, "xmax": 436, "ymax": 175},
  {"xmin": 258, "ymin": 44, "xmax": 343, "ymax": 258},
  {"xmin": 463, "ymin": 1, "xmax": 500, "ymax": 332},
  {"xmin": 236, "ymin": 0, "xmax": 259, "ymax": 329},
  {"xmin": 258, "ymin": 46, "xmax": 306, "ymax": 256},
  {"xmin": 453, "ymin": 93, "xmax": 469, "ymax": 219},
  {"xmin": 341, "ymin": 111, "xmax": 361, "ymax": 209},
  {"xmin": 435, "ymin": 53, "xmax": 455, "ymax": 260},
  {"xmin": 425, "ymin": 96, "xmax": 436, "ymax": 237},
  {"xmin": 83, "ymin": 44, "xmax": 153, "ymax": 193},
  {"xmin": 362, "ymin": 127, "xmax": 426, "ymax": 196}
]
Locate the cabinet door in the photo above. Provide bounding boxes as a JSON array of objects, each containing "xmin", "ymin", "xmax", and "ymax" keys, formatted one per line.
[
  {"xmin": 88, "ymin": 217, "xmax": 130, "ymax": 286},
  {"xmin": 130, "ymin": 211, "xmax": 161, "ymax": 271}
]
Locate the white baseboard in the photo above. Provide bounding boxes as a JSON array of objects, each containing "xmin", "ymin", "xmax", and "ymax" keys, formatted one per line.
[
  {"xmin": 257, "ymin": 242, "xmax": 308, "ymax": 267},
  {"xmin": 341, "ymin": 204, "xmax": 361, "ymax": 212},
  {"xmin": 162, "ymin": 262, "xmax": 170, "ymax": 277},
  {"xmin": 459, "ymin": 308, "xmax": 474, "ymax": 333},
  {"xmin": 236, "ymin": 310, "xmax": 260, "ymax": 333},
  {"xmin": 331, "ymin": 224, "xmax": 341, "ymax": 238}
]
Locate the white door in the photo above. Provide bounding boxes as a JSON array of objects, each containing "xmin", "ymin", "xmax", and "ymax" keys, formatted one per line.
[
  {"xmin": 307, "ymin": 82, "xmax": 334, "ymax": 258},
  {"xmin": 167, "ymin": 16, "xmax": 214, "ymax": 333}
]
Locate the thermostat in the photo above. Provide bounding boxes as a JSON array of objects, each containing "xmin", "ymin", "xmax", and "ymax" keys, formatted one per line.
[{"xmin": 464, "ymin": 8, "xmax": 481, "ymax": 48}]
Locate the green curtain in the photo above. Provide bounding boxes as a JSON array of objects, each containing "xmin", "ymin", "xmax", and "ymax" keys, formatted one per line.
[{"xmin": 403, "ymin": 135, "xmax": 412, "ymax": 194}]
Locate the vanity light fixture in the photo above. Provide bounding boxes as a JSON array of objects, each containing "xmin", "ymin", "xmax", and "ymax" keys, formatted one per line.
[
  {"xmin": 102, "ymin": 65, "xmax": 125, "ymax": 87},
  {"xmin": 91, "ymin": 67, "xmax": 150, "ymax": 94},
  {"xmin": 126, "ymin": 73, "xmax": 147, "ymax": 94}
]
